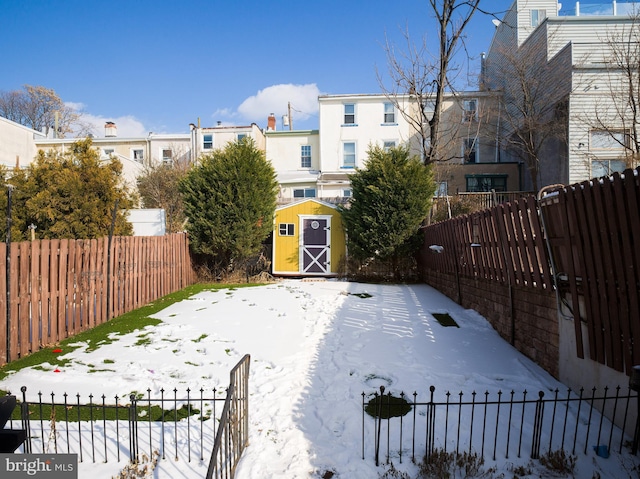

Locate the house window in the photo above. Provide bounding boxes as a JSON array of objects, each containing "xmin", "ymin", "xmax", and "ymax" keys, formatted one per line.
[
  {"xmin": 237, "ymin": 133, "xmax": 248, "ymax": 141},
  {"xmin": 343, "ymin": 189, "xmax": 352, "ymax": 198},
  {"xmin": 466, "ymin": 175, "xmax": 507, "ymax": 192},
  {"xmin": 132, "ymin": 149, "xmax": 144, "ymax": 162},
  {"xmin": 383, "ymin": 141, "xmax": 396, "ymax": 152},
  {"xmin": 531, "ymin": 9, "xmax": 546, "ymax": 27},
  {"xmin": 422, "ymin": 99, "xmax": 436, "ymax": 114},
  {"xmin": 343, "ymin": 142, "xmax": 356, "ymax": 168},
  {"xmin": 463, "ymin": 138, "xmax": 478, "ymax": 163},
  {"xmin": 435, "ymin": 182, "xmax": 448, "ymax": 197},
  {"xmin": 463, "ymin": 99, "xmax": 478, "ymax": 122},
  {"xmin": 383, "ymin": 103, "xmax": 395, "ymax": 123},
  {"xmin": 344, "ymin": 103, "xmax": 356, "ymax": 125},
  {"xmin": 203, "ymin": 134, "xmax": 213, "ymax": 149},
  {"xmin": 162, "ymin": 149, "xmax": 172, "ymax": 164},
  {"xmin": 293, "ymin": 188, "xmax": 316, "ymax": 198},
  {"xmin": 301, "ymin": 145, "xmax": 312, "ymax": 168},
  {"xmin": 592, "ymin": 159, "xmax": 626, "ymax": 177},
  {"xmin": 590, "ymin": 130, "xmax": 628, "ymax": 149},
  {"xmin": 279, "ymin": 223, "xmax": 295, "ymax": 236},
  {"xmin": 103, "ymin": 148, "xmax": 114, "ymax": 157}
]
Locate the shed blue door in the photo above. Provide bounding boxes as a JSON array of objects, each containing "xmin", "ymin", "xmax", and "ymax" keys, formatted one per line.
[{"xmin": 301, "ymin": 218, "xmax": 330, "ymax": 274}]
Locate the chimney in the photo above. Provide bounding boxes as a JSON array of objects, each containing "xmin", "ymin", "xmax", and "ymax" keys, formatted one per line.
[
  {"xmin": 105, "ymin": 121, "xmax": 117, "ymax": 137},
  {"xmin": 267, "ymin": 113, "xmax": 276, "ymax": 131}
]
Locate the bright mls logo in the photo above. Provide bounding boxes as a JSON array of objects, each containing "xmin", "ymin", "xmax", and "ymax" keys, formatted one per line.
[{"xmin": 0, "ymin": 454, "xmax": 77, "ymax": 478}]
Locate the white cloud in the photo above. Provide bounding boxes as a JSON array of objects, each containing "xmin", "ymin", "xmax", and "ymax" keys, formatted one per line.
[
  {"xmin": 65, "ymin": 101, "xmax": 86, "ymax": 111},
  {"xmin": 64, "ymin": 102, "xmax": 148, "ymax": 138},
  {"xmin": 74, "ymin": 112, "xmax": 148, "ymax": 138},
  {"xmin": 235, "ymin": 83, "xmax": 322, "ymax": 126},
  {"xmin": 211, "ymin": 107, "xmax": 237, "ymax": 120}
]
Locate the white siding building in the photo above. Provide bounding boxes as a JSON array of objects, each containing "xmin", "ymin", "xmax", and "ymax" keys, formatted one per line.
[
  {"xmin": 484, "ymin": 0, "xmax": 640, "ymax": 188},
  {"xmin": 316, "ymin": 94, "xmax": 417, "ymax": 198},
  {"xmin": 265, "ymin": 129, "xmax": 320, "ymax": 203},
  {"xmin": 0, "ymin": 116, "xmax": 46, "ymax": 170}
]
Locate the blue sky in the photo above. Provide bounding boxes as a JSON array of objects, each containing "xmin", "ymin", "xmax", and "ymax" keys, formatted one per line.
[{"xmin": 0, "ymin": 0, "xmax": 531, "ymax": 136}]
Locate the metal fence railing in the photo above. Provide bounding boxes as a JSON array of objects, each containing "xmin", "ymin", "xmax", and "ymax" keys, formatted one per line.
[
  {"xmin": 363, "ymin": 384, "xmax": 639, "ymax": 467},
  {"xmin": 206, "ymin": 354, "xmax": 251, "ymax": 479},
  {"xmin": 6, "ymin": 385, "xmax": 226, "ymax": 464},
  {"xmin": 1, "ymin": 355, "xmax": 251, "ymax": 474}
]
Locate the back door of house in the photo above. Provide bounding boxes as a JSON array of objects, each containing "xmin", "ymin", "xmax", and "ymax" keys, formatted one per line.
[{"xmin": 300, "ymin": 216, "xmax": 331, "ymax": 274}]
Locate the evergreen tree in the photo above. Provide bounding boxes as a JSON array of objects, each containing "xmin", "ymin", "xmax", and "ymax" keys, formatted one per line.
[
  {"xmin": 339, "ymin": 145, "xmax": 435, "ymax": 266},
  {"xmin": 3, "ymin": 138, "xmax": 134, "ymax": 240},
  {"xmin": 179, "ymin": 138, "xmax": 278, "ymax": 270}
]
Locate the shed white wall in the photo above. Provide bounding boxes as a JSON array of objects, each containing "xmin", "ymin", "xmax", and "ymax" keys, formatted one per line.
[{"xmin": 128, "ymin": 209, "xmax": 166, "ymax": 236}]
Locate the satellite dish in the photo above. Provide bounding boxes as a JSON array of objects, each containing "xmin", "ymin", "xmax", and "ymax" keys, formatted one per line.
[{"xmin": 492, "ymin": 19, "xmax": 501, "ymax": 27}]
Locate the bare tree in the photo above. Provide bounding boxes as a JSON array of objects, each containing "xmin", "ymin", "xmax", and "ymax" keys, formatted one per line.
[
  {"xmin": 378, "ymin": 0, "xmax": 483, "ymax": 165},
  {"xmin": 136, "ymin": 144, "xmax": 191, "ymax": 233},
  {"xmin": 0, "ymin": 84, "xmax": 81, "ymax": 137},
  {"xmin": 0, "ymin": 90, "xmax": 25, "ymax": 125},
  {"xmin": 491, "ymin": 39, "xmax": 570, "ymax": 192}
]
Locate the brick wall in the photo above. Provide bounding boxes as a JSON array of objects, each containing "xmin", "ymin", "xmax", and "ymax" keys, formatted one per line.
[{"xmin": 421, "ymin": 269, "xmax": 559, "ymax": 379}]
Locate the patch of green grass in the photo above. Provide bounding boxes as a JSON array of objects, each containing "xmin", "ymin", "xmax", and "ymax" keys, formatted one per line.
[
  {"xmin": 365, "ymin": 394, "xmax": 412, "ymax": 419},
  {"xmin": 192, "ymin": 334, "xmax": 208, "ymax": 343},
  {"xmin": 134, "ymin": 334, "xmax": 153, "ymax": 346},
  {"xmin": 0, "ymin": 283, "xmax": 267, "ymax": 382},
  {"xmin": 103, "ymin": 359, "xmax": 115, "ymax": 364},
  {"xmin": 9, "ymin": 402, "xmax": 204, "ymax": 423}
]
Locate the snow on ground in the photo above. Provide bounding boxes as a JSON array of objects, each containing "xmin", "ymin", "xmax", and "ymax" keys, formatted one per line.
[{"xmin": 0, "ymin": 280, "xmax": 638, "ymax": 478}]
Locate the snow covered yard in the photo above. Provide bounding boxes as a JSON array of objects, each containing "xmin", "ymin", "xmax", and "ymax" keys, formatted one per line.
[{"xmin": 0, "ymin": 279, "xmax": 638, "ymax": 478}]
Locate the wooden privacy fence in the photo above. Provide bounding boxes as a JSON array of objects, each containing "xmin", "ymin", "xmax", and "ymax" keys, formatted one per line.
[
  {"xmin": 0, "ymin": 233, "xmax": 196, "ymax": 366},
  {"xmin": 539, "ymin": 168, "xmax": 640, "ymax": 374},
  {"xmin": 421, "ymin": 195, "xmax": 553, "ymax": 293},
  {"xmin": 421, "ymin": 167, "xmax": 640, "ymax": 375}
]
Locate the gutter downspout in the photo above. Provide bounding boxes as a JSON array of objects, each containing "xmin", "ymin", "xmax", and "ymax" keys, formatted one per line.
[{"xmin": 5, "ymin": 185, "xmax": 13, "ymax": 363}]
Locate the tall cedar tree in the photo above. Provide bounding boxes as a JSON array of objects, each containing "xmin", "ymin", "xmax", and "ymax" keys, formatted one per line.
[
  {"xmin": 339, "ymin": 145, "xmax": 435, "ymax": 263},
  {"xmin": 3, "ymin": 138, "xmax": 133, "ymax": 240},
  {"xmin": 179, "ymin": 138, "xmax": 278, "ymax": 266}
]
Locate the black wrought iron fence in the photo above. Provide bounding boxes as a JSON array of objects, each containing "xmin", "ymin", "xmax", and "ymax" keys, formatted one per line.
[
  {"xmin": 4, "ymin": 385, "xmax": 226, "ymax": 464},
  {"xmin": 363, "ymin": 385, "xmax": 639, "ymax": 466},
  {"xmin": 1, "ymin": 355, "xmax": 252, "ymax": 473},
  {"xmin": 206, "ymin": 353, "xmax": 251, "ymax": 479}
]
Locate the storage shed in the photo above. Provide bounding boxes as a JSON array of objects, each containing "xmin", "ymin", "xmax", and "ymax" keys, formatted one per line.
[{"xmin": 272, "ymin": 199, "xmax": 346, "ymax": 276}]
